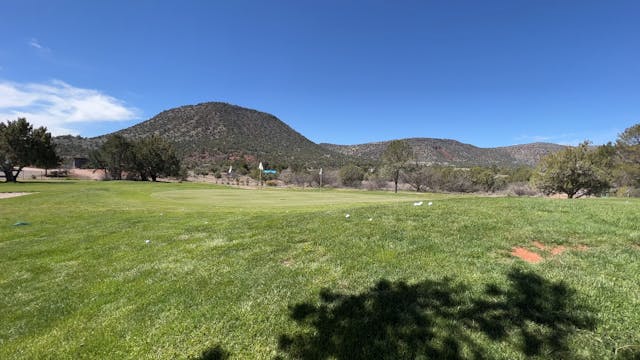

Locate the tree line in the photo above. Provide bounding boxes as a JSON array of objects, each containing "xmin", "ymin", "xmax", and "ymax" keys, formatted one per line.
[
  {"xmin": 0, "ymin": 118, "xmax": 182, "ymax": 182},
  {"xmin": 170, "ymin": 124, "xmax": 640, "ymax": 197},
  {"xmin": 2, "ymin": 117, "xmax": 639, "ymax": 195},
  {"xmin": 325, "ymin": 124, "xmax": 640, "ymax": 198}
]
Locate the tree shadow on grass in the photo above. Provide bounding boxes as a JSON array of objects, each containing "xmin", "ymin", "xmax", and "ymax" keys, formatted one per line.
[
  {"xmin": 276, "ymin": 268, "xmax": 595, "ymax": 359},
  {"xmin": 190, "ymin": 345, "xmax": 230, "ymax": 360}
]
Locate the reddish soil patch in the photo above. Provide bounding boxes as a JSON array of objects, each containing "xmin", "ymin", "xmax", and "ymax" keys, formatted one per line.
[
  {"xmin": 550, "ymin": 246, "xmax": 567, "ymax": 255},
  {"xmin": 511, "ymin": 247, "xmax": 543, "ymax": 263},
  {"xmin": 511, "ymin": 242, "xmax": 589, "ymax": 263}
]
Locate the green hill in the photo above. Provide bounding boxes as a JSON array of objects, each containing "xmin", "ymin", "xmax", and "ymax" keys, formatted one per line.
[{"xmin": 55, "ymin": 102, "xmax": 350, "ymax": 167}]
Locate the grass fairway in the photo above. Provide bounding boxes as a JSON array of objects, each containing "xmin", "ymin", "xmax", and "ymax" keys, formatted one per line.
[
  {"xmin": 1, "ymin": 181, "xmax": 639, "ymax": 359},
  {"xmin": 150, "ymin": 187, "xmax": 442, "ymax": 210}
]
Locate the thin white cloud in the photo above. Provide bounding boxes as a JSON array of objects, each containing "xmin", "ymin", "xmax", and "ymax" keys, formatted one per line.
[
  {"xmin": 29, "ymin": 38, "xmax": 43, "ymax": 49},
  {"xmin": 0, "ymin": 80, "xmax": 139, "ymax": 136},
  {"xmin": 516, "ymin": 129, "xmax": 620, "ymax": 146},
  {"xmin": 28, "ymin": 38, "xmax": 52, "ymax": 56},
  {"xmin": 516, "ymin": 132, "xmax": 580, "ymax": 143}
]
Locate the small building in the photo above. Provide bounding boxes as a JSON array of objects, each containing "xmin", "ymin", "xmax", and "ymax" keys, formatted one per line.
[{"xmin": 72, "ymin": 157, "xmax": 89, "ymax": 169}]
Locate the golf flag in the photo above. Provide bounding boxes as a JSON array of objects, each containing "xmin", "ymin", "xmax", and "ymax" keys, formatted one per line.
[
  {"xmin": 228, "ymin": 166, "xmax": 232, "ymax": 174},
  {"xmin": 319, "ymin": 168, "xmax": 323, "ymax": 175},
  {"xmin": 258, "ymin": 162, "xmax": 264, "ymax": 171}
]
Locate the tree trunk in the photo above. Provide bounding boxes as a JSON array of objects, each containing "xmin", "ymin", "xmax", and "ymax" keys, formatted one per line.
[
  {"xmin": 394, "ymin": 170, "xmax": 399, "ymax": 193},
  {"xmin": 3, "ymin": 170, "xmax": 16, "ymax": 182},
  {"xmin": 111, "ymin": 169, "xmax": 122, "ymax": 180},
  {"xmin": 151, "ymin": 175, "xmax": 157, "ymax": 182}
]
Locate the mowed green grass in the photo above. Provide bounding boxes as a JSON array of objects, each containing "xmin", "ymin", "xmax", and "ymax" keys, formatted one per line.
[
  {"xmin": 1, "ymin": 181, "xmax": 639, "ymax": 359},
  {"xmin": 151, "ymin": 187, "xmax": 442, "ymax": 210}
]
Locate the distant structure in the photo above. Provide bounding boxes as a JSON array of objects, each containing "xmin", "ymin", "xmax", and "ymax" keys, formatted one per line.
[{"xmin": 72, "ymin": 157, "xmax": 89, "ymax": 169}]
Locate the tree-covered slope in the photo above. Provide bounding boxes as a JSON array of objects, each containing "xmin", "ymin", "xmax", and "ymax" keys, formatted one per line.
[
  {"xmin": 321, "ymin": 138, "xmax": 565, "ymax": 167},
  {"xmin": 55, "ymin": 102, "xmax": 350, "ymax": 167}
]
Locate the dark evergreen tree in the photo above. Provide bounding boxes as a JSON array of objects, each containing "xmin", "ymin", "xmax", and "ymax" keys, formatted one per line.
[{"xmin": 0, "ymin": 118, "xmax": 60, "ymax": 182}]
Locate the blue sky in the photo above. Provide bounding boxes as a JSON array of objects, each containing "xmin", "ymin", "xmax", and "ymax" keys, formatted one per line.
[{"xmin": 0, "ymin": 1, "xmax": 638, "ymax": 147}]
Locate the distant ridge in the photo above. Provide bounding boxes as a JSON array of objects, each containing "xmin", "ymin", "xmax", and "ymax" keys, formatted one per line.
[
  {"xmin": 54, "ymin": 102, "xmax": 565, "ymax": 168},
  {"xmin": 320, "ymin": 139, "xmax": 565, "ymax": 167},
  {"xmin": 496, "ymin": 142, "xmax": 568, "ymax": 166}
]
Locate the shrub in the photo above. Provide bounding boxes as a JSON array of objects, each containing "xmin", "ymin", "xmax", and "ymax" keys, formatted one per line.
[
  {"xmin": 339, "ymin": 164, "xmax": 365, "ymax": 188},
  {"xmin": 616, "ymin": 186, "xmax": 640, "ymax": 198},
  {"xmin": 507, "ymin": 183, "xmax": 539, "ymax": 197},
  {"xmin": 532, "ymin": 142, "xmax": 610, "ymax": 198}
]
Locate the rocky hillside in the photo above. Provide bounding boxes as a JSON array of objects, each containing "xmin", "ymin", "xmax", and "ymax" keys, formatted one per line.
[
  {"xmin": 55, "ymin": 102, "xmax": 350, "ymax": 167},
  {"xmin": 54, "ymin": 135, "xmax": 103, "ymax": 158},
  {"xmin": 321, "ymin": 139, "xmax": 565, "ymax": 167},
  {"xmin": 496, "ymin": 143, "xmax": 567, "ymax": 166}
]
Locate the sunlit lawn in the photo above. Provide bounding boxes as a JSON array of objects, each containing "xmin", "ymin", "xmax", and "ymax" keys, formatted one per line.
[{"xmin": 1, "ymin": 181, "xmax": 639, "ymax": 359}]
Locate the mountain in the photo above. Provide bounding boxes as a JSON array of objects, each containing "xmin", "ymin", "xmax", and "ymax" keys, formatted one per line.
[
  {"xmin": 55, "ymin": 102, "xmax": 350, "ymax": 167},
  {"xmin": 54, "ymin": 101, "xmax": 565, "ymax": 169},
  {"xmin": 320, "ymin": 139, "xmax": 566, "ymax": 168},
  {"xmin": 495, "ymin": 143, "xmax": 567, "ymax": 166},
  {"xmin": 53, "ymin": 135, "xmax": 103, "ymax": 158}
]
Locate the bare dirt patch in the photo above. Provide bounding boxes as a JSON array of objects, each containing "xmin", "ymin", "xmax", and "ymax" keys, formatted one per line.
[
  {"xmin": 0, "ymin": 192, "xmax": 32, "ymax": 200},
  {"xmin": 69, "ymin": 169, "xmax": 107, "ymax": 180},
  {"xmin": 550, "ymin": 245, "xmax": 567, "ymax": 255},
  {"xmin": 511, "ymin": 247, "xmax": 543, "ymax": 263},
  {"xmin": 511, "ymin": 242, "xmax": 589, "ymax": 263}
]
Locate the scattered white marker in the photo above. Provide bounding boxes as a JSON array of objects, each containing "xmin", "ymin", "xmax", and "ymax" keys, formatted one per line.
[
  {"xmin": 414, "ymin": 201, "xmax": 423, "ymax": 206},
  {"xmin": 145, "ymin": 239, "xmax": 151, "ymax": 244},
  {"xmin": 368, "ymin": 218, "xmax": 373, "ymax": 221},
  {"xmin": 345, "ymin": 214, "xmax": 350, "ymax": 219},
  {"xmin": 428, "ymin": 202, "xmax": 433, "ymax": 206}
]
